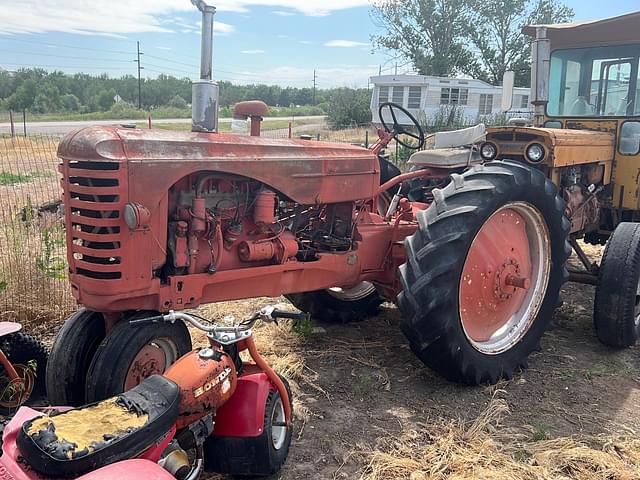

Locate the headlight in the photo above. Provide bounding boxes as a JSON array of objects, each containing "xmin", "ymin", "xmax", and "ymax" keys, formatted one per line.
[
  {"xmin": 124, "ymin": 203, "xmax": 151, "ymax": 230},
  {"xmin": 526, "ymin": 143, "xmax": 545, "ymax": 163},
  {"xmin": 480, "ymin": 142, "xmax": 498, "ymax": 160}
]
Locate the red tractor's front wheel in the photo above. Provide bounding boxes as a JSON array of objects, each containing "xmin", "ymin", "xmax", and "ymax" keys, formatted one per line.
[
  {"xmin": 85, "ymin": 312, "xmax": 192, "ymax": 402},
  {"xmin": 398, "ymin": 161, "xmax": 570, "ymax": 385}
]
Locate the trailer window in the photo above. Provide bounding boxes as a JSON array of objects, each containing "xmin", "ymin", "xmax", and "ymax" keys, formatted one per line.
[
  {"xmin": 379, "ymin": 86, "xmax": 390, "ymax": 103},
  {"xmin": 548, "ymin": 44, "xmax": 640, "ymax": 117},
  {"xmin": 479, "ymin": 94, "xmax": 493, "ymax": 115},
  {"xmin": 408, "ymin": 87, "xmax": 422, "ymax": 109}
]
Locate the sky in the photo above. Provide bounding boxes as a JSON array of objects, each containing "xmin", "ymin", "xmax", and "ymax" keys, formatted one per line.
[{"xmin": 0, "ymin": 0, "xmax": 639, "ymax": 89}]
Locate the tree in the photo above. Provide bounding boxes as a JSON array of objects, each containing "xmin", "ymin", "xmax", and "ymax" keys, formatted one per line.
[
  {"xmin": 371, "ymin": 0, "xmax": 476, "ymax": 76},
  {"xmin": 466, "ymin": 0, "xmax": 574, "ymax": 85},
  {"xmin": 97, "ymin": 88, "xmax": 117, "ymax": 111},
  {"xmin": 371, "ymin": 0, "xmax": 573, "ymax": 86},
  {"xmin": 6, "ymin": 79, "xmax": 37, "ymax": 111},
  {"xmin": 61, "ymin": 94, "xmax": 81, "ymax": 112},
  {"xmin": 167, "ymin": 94, "xmax": 188, "ymax": 109},
  {"xmin": 326, "ymin": 88, "xmax": 372, "ymax": 129}
]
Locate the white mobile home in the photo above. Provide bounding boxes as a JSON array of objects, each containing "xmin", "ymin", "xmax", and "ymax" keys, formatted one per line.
[{"xmin": 370, "ymin": 74, "xmax": 532, "ymax": 125}]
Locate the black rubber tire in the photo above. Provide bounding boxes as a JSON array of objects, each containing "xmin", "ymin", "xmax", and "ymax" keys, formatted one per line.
[
  {"xmin": 286, "ymin": 287, "xmax": 383, "ymax": 323},
  {"xmin": 85, "ymin": 312, "xmax": 192, "ymax": 402},
  {"xmin": 594, "ymin": 222, "xmax": 640, "ymax": 347},
  {"xmin": 0, "ymin": 332, "xmax": 48, "ymax": 414},
  {"xmin": 398, "ymin": 160, "xmax": 571, "ymax": 385},
  {"xmin": 46, "ymin": 309, "xmax": 105, "ymax": 406},
  {"xmin": 204, "ymin": 378, "xmax": 293, "ymax": 477}
]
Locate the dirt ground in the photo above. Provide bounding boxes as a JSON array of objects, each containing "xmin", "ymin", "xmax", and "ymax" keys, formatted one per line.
[
  {"xmin": 188, "ymin": 245, "xmax": 639, "ymax": 479},
  {"xmin": 18, "ymin": 241, "xmax": 640, "ymax": 478}
]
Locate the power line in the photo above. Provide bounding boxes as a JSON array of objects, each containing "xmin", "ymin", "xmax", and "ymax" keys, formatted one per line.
[
  {"xmin": 0, "ymin": 36, "xmax": 133, "ymax": 55},
  {"xmin": 0, "ymin": 49, "xmax": 134, "ymax": 64}
]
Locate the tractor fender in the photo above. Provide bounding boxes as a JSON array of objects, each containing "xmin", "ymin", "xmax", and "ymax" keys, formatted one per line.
[
  {"xmin": 77, "ymin": 460, "xmax": 176, "ymax": 480},
  {"xmin": 212, "ymin": 372, "xmax": 274, "ymax": 438}
]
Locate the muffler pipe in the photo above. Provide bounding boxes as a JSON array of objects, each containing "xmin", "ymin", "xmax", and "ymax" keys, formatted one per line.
[{"xmin": 191, "ymin": 0, "xmax": 219, "ymax": 133}]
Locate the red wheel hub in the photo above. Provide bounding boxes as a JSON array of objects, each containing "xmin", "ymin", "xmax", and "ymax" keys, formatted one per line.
[
  {"xmin": 124, "ymin": 344, "xmax": 167, "ymax": 391},
  {"xmin": 460, "ymin": 207, "xmax": 534, "ymax": 347}
]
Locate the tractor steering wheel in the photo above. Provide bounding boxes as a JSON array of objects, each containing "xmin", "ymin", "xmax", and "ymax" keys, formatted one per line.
[{"xmin": 378, "ymin": 102, "xmax": 425, "ymax": 150}]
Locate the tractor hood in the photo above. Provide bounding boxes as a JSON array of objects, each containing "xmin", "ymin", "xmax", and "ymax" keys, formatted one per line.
[
  {"xmin": 485, "ymin": 126, "xmax": 614, "ymax": 168},
  {"xmin": 57, "ymin": 126, "xmax": 380, "ymax": 205}
]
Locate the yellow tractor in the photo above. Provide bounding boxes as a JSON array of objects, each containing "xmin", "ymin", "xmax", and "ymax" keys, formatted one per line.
[{"xmin": 476, "ymin": 12, "xmax": 640, "ymax": 348}]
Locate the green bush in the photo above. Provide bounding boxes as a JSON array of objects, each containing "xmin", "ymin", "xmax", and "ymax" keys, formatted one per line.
[{"xmin": 326, "ymin": 88, "xmax": 372, "ymax": 129}]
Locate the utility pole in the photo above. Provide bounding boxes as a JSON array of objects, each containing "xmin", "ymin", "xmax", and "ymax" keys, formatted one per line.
[
  {"xmin": 135, "ymin": 41, "xmax": 144, "ymax": 109},
  {"xmin": 312, "ymin": 69, "xmax": 317, "ymax": 104},
  {"xmin": 395, "ymin": 62, "xmax": 398, "ymax": 75}
]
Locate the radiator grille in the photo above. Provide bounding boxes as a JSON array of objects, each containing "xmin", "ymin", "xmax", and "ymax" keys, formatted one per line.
[{"xmin": 62, "ymin": 160, "xmax": 124, "ymax": 280}]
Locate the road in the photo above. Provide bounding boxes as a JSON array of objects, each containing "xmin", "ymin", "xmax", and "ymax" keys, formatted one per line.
[{"xmin": 0, "ymin": 115, "xmax": 326, "ymax": 136}]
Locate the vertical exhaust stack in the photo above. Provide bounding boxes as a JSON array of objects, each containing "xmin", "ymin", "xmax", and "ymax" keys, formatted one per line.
[
  {"xmin": 191, "ymin": 0, "xmax": 219, "ymax": 133},
  {"xmin": 530, "ymin": 26, "xmax": 550, "ymax": 127}
]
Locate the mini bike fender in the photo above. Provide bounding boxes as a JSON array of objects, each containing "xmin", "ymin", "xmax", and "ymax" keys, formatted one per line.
[
  {"xmin": 212, "ymin": 372, "xmax": 274, "ymax": 437},
  {"xmin": 77, "ymin": 459, "xmax": 176, "ymax": 480}
]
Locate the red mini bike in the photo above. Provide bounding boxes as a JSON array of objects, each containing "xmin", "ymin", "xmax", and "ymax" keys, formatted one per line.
[{"xmin": 0, "ymin": 307, "xmax": 299, "ymax": 479}]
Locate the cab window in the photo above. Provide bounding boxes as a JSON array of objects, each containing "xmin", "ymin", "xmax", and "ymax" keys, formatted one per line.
[
  {"xmin": 620, "ymin": 122, "xmax": 640, "ymax": 155},
  {"xmin": 548, "ymin": 44, "xmax": 640, "ymax": 117}
]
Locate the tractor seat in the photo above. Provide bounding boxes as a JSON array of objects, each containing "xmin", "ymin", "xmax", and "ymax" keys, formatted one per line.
[
  {"xmin": 408, "ymin": 124, "xmax": 486, "ymax": 169},
  {"xmin": 432, "ymin": 124, "xmax": 486, "ymax": 149},
  {"xmin": 17, "ymin": 375, "xmax": 180, "ymax": 478},
  {"xmin": 409, "ymin": 148, "xmax": 483, "ymax": 169}
]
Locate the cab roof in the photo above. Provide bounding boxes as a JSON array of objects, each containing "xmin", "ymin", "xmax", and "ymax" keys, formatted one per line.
[{"xmin": 523, "ymin": 11, "xmax": 640, "ymax": 49}]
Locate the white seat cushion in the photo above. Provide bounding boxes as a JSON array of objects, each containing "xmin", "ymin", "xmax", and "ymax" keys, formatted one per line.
[
  {"xmin": 409, "ymin": 148, "xmax": 480, "ymax": 168},
  {"xmin": 434, "ymin": 124, "xmax": 486, "ymax": 148}
]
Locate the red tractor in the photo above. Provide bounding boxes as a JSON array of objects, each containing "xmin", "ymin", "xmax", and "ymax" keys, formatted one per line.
[
  {"xmin": 46, "ymin": 93, "xmax": 568, "ymax": 401},
  {"xmin": 47, "ymin": 2, "xmax": 569, "ymax": 409}
]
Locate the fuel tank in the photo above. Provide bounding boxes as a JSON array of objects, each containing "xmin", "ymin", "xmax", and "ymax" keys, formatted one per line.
[{"xmin": 164, "ymin": 347, "xmax": 237, "ymax": 429}]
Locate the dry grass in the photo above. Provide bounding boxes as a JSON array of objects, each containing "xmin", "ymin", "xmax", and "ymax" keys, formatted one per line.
[
  {"xmin": 361, "ymin": 397, "xmax": 640, "ymax": 480},
  {"xmin": 0, "ymin": 213, "xmax": 75, "ymax": 329}
]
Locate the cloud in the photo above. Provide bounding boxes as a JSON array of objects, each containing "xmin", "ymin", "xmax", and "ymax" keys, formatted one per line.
[
  {"xmin": 325, "ymin": 40, "xmax": 369, "ymax": 48},
  {"xmin": 241, "ymin": 49, "xmax": 265, "ymax": 54},
  {"xmin": 0, "ymin": 1, "xmax": 370, "ymax": 36},
  {"xmin": 272, "ymin": 10, "xmax": 295, "ymax": 16},
  {"xmin": 298, "ymin": 40, "xmax": 314, "ymax": 45}
]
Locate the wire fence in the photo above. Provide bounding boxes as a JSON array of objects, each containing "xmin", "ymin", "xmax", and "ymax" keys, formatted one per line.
[
  {"xmin": 0, "ymin": 123, "xmax": 379, "ymax": 327},
  {"xmin": 0, "ymin": 135, "xmax": 74, "ymax": 326}
]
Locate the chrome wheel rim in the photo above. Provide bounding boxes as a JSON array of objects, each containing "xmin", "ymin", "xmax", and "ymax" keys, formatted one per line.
[
  {"xmin": 459, "ymin": 202, "xmax": 551, "ymax": 355},
  {"xmin": 270, "ymin": 396, "xmax": 287, "ymax": 451},
  {"xmin": 327, "ymin": 282, "xmax": 376, "ymax": 302}
]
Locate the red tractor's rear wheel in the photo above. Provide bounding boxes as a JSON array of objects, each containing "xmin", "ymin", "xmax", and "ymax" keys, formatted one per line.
[
  {"xmin": 85, "ymin": 311, "xmax": 192, "ymax": 402},
  {"xmin": 398, "ymin": 161, "xmax": 570, "ymax": 385},
  {"xmin": 286, "ymin": 282, "xmax": 383, "ymax": 323}
]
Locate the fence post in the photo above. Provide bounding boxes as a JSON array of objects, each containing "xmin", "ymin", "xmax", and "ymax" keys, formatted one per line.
[
  {"xmin": 288, "ymin": 122, "xmax": 292, "ymax": 139},
  {"xmin": 9, "ymin": 110, "xmax": 15, "ymax": 137},
  {"xmin": 365, "ymin": 130, "xmax": 369, "ymax": 148},
  {"xmin": 317, "ymin": 133, "xmax": 320, "ymax": 141},
  {"xmin": 22, "ymin": 109, "xmax": 27, "ymax": 136},
  {"xmin": 148, "ymin": 116, "xmax": 152, "ymax": 129}
]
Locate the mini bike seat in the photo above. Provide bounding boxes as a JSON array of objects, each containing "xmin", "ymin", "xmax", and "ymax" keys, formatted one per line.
[{"xmin": 17, "ymin": 375, "xmax": 179, "ymax": 478}]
